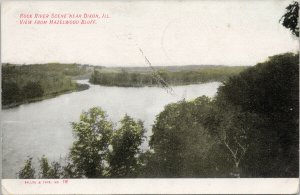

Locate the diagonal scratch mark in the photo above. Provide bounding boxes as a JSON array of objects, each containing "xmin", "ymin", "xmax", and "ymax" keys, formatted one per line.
[
  {"xmin": 138, "ymin": 48, "xmax": 175, "ymax": 96},
  {"xmin": 121, "ymin": 33, "xmax": 175, "ymax": 95}
]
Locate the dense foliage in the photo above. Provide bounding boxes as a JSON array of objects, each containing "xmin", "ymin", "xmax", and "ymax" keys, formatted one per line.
[
  {"xmin": 18, "ymin": 157, "xmax": 35, "ymax": 179},
  {"xmin": 90, "ymin": 66, "xmax": 247, "ymax": 87},
  {"xmin": 68, "ymin": 107, "xmax": 114, "ymax": 178},
  {"xmin": 2, "ymin": 63, "xmax": 90, "ymax": 107},
  {"xmin": 215, "ymin": 53, "xmax": 299, "ymax": 177},
  {"xmin": 38, "ymin": 156, "xmax": 62, "ymax": 179},
  {"xmin": 148, "ymin": 97, "xmax": 216, "ymax": 177},
  {"xmin": 108, "ymin": 115, "xmax": 145, "ymax": 177},
  {"xmin": 146, "ymin": 53, "xmax": 299, "ymax": 178}
]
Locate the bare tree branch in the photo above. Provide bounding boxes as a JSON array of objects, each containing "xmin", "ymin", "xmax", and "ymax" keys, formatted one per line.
[
  {"xmin": 234, "ymin": 137, "xmax": 248, "ymax": 154},
  {"xmin": 223, "ymin": 132, "xmax": 237, "ymax": 161}
]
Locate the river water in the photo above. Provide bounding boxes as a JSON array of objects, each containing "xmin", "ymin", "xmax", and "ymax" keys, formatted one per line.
[{"xmin": 2, "ymin": 80, "xmax": 221, "ymax": 178}]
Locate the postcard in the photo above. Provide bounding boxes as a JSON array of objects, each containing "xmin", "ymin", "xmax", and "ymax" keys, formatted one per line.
[{"xmin": 1, "ymin": 0, "xmax": 299, "ymax": 194}]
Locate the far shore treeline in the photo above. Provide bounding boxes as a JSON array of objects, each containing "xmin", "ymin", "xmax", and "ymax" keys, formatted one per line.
[
  {"xmin": 1, "ymin": 63, "xmax": 91, "ymax": 108},
  {"xmin": 89, "ymin": 66, "xmax": 247, "ymax": 87},
  {"xmin": 16, "ymin": 52, "xmax": 299, "ymax": 178},
  {"xmin": 1, "ymin": 63, "xmax": 246, "ymax": 108}
]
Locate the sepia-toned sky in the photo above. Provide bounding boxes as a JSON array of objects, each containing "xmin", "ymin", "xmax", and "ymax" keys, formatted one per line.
[{"xmin": 1, "ymin": 0, "xmax": 298, "ymax": 66}]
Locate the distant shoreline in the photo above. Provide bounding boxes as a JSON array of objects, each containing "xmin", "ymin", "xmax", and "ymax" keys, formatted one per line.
[
  {"xmin": 89, "ymin": 80, "xmax": 221, "ymax": 88},
  {"xmin": 2, "ymin": 83, "xmax": 89, "ymax": 109},
  {"xmin": 89, "ymin": 66, "xmax": 246, "ymax": 87},
  {"xmin": 2, "ymin": 63, "xmax": 246, "ymax": 109}
]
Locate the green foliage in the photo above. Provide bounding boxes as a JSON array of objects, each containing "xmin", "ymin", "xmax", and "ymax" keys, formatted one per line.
[
  {"xmin": 215, "ymin": 53, "xmax": 299, "ymax": 177},
  {"xmin": 147, "ymin": 52, "xmax": 299, "ymax": 178},
  {"xmin": 2, "ymin": 63, "xmax": 90, "ymax": 107},
  {"xmin": 149, "ymin": 96, "xmax": 216, "ymax": 177},
  {"xmin": 18, "ymin": 157, "xmax": 36, "ymax": 179},
  {"xmin": 38, "ymin": 156, "xmax": 62, "ymax": 179},
  {"xmin": 23, "ymin": 81, "xmax": 44, "ymax": 99},
  {"xmin": 204, "ymin": 104, "xmax": 262, "ymax": 177},
  {"xmin": 90, "ymin": 66, "xmax": 247, "ymax": 87},
  {"xmin": 108, "ymin": 115, "xmax": 145, "ymax": 177},
  {"xmin": 280, "ymin": 1, "xmax": 299, "ymax": 37},
  {"xmin": 218, "ymin": 53, "xmax": 299, "ymax": 116},
  {"xmin": 2, "ymin": 81, "xmax": 22, "ymax": 105},
  {"xmin": 39, "ymin": 156, "xmax": 51, "ymax": 178},
  {"xmin": 48, "ymin": 162, "xmax": 63, "ymax": 179},
  {"xmin": 68, "ymin": 107, "xmax": 114, "ymax": 178}
]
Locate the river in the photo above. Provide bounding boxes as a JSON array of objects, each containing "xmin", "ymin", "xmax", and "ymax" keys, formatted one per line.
[{"xmin": 1, "ymin": 80, "xmax": 221, "ymax": 178}]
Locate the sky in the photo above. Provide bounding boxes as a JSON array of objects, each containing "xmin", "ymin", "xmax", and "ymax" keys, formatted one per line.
[{"xmin": 1, "ymin": 0, "xmax": 299, "ymax": 67}]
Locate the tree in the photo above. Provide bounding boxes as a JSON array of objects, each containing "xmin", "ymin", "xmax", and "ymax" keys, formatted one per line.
[
  {"xmin": 68, "ymin": 107, "xmax": 113, "ymax": 178},
  {"xmin": 38, "ymin": 156, "xmax": 62, "ymax": 179},
  {"xmin": 149, "ymin": 96, "xmax": 216, "ymax": 177},
  {"xmin": 18, "ymin": 157, "xmax": 36, "ymax": 179},
  {"xmin": 204, "ymin": 104, "xmax": 262, "ymax": 177},
  {"xmin": 108, "ymin": 115, "xmax": 145, "ymax": 177},
  {"xmin": 48, "ymin": 162, "xmax": 62, "ymax": 179},
  {"xmin": 39, "ymin": 156, "xmax": 51, "ymax": 178},
  {"xmin": 215, "ymin": 53, "xmax": 299, "ymax": 177},
  {"xmin": 280, "ymin": 1, "xmax": 299, "ymax": 37}
]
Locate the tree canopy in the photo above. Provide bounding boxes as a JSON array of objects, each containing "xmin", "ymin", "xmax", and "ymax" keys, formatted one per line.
[
  {"xmin": 149, "ymin": 97, "xmax": 216, "ymax": 177},
  {"xmin": 215, "ymin": 53, "xmax": 299, "ymax": 177},
  {"xmin": 68, "ymin": 107, "xmax": 113, "ymax": 178},
  {"xmin": 280, "ymin": 1, "xmax": 299, "ymax": 37},
  {"xmin": 108, "ymin": 115, "xmax": 145, "ymax": 177}
]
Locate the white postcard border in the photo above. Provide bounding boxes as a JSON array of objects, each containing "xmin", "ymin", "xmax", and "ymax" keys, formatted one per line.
[{"xmin": 1, "ymin": 178, "xmax": 299, "ymax": 194}]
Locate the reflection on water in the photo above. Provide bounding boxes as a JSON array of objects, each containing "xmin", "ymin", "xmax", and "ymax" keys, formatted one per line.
[{"xmin": 2, "ymin": 80, "xmax": 221, "ymax": 178}]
